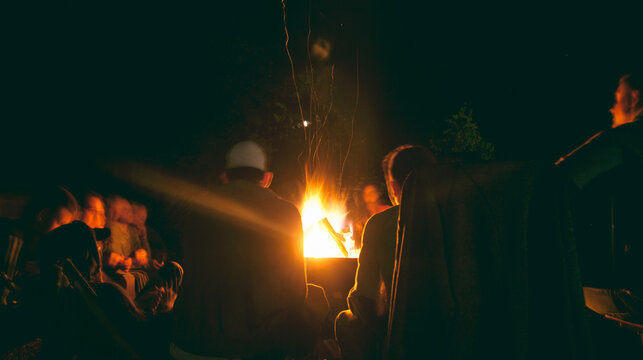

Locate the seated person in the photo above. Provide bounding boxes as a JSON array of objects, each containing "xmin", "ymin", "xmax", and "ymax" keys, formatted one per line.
[
  {"xmin": 18, "ymin": 186, "xmax": 80, "ymax": 276},
  {"xmin": 37, "ymin": 219, "xmax": 183, "ymax": 358},
  {"xmin": 81, "ymin": 191, "xmax": 107, "ymax": 230},
  {"xmin": 349, "ymin": 183, "xmax": 391, "ymax": 247},
  {"xmin": 0, "ymin": 187, "xmax": 80, "ymax": 355},
  {"xmin": 558, "ymin": 73, "xmax": 643, "ymax": 323},
  {"xmin": 172, "ymin": 140, "xmax": 328, "ymax": 360},
  {"xmin": 39, "ymin": 219, "xmax": 183, "ymax": 312},
  {"xmin": 131, "ymin": 202, "xmax": 167, "ymax": 269},
  {"xmin": 7, "ymin": 186, "xmax": 80, "ymax": 304},
  {"xmin": 362, "ymin": 183, "xmax": 391, "ymax": 218},
  {"xmin": 103, "ymin": 195, "xmax": 152, "ymax": 296},
  {"xmin": 335, "ymin": 145, "xmax": 436, "ymax": 360},
  {"xmin": 105, "ymin": 195, "xmax": 150, "ymax": 269},
  {"xmin": 79, "ymin": 191, "xmax": 109, "ymax": 271},
  {"xmin": 38, "ymin": 221, "xmax": 105, "ymax": 286}
]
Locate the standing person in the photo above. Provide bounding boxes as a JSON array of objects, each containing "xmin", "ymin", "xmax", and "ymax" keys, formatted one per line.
[
  {"xmin": 557, "ymin": 73, "xmax": 643, "ymax": 323},
  {"xmin": 172, "ymin": 140, "xmax": 326, "ymax": 360},
  {"xmin": 335, "ymin": 145, "xmax": 436, "ymax": 360}
]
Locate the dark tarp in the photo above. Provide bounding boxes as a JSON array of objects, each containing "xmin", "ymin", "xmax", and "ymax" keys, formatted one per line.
[
  {"xmin": 386, "ymin": 161, "xmax": 588, "ymax": 359},
  {"xmin": 556, "ymin": 121, "xmax": 643, "ymax": 293}
]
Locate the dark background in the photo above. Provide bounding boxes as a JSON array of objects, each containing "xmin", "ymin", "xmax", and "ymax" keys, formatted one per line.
[{"xmin": 2, "ymin": 1, "xmax": 642, "ymax": 202}]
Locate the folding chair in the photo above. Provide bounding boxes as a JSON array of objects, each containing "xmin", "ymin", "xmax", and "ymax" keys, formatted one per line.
[
  {"xmin": 604, "ymin": 315, "xmax": 643, "ymax": 346},
  {"xmin": 1, "ymin": 234, "xmax": 23, "ymax": 307},
  {"xmin": 56, "ymin": 258, "xmax": 141, "ymax": 360}
]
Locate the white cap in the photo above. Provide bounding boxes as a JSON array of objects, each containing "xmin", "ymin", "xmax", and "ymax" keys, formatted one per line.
[{"xmin": 225, "ymin": 141, "xmax": 267, "ymax": 171}]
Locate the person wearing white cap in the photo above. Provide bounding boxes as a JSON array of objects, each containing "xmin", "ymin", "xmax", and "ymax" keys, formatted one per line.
[
  {"xmin": 171, "ymin": 140, "xmax": 326, "ymax": 360},
  {"xmin": 219, "ymin": 140, "xmax": 274, "ymax": 188}
]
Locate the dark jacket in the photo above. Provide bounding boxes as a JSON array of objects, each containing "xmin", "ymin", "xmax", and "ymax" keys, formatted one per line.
[
  {"xmin": 172, "ymin": 180, "xmax": 306, "ymax": 358},
  {"xmin": 38, "ymin": 221, "xmax": 102, "ymax": 283},
  {"xmin": 557, "ymin": 121, "xmax": 643, "ymax": 294}
]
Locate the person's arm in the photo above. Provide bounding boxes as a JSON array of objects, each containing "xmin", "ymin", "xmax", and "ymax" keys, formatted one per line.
[
  {"xmin": 138, "ymin": 229, "xmax": 152, "ymax": 258},
  {"xmin": 347, "ymin": 215, "xmax": 380, "ymax": 327},
  {"xmin": 128, "ymin": 227, "xmax": 149, "ymax": 267},
  {"xmin": 104, "ymin": 231, "xmax": 132, "ymax": 271},
  {"xmin": 147, "ymin": 227, "xmax": 168, "ymax": 267}
]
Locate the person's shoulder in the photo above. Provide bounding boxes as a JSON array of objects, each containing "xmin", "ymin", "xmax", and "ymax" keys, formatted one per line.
[
  {"xmin": 40, "ymin": 221, "xmax": 95, "ymax": 257},
  {"xmin": 266, "ymin": 189, "xmax": 301, "ymax": 219},
  {"xmin": 557, "ymin": 121, "xmax": 643, "ymax": 165},
  {"xmin": 230, "ymin": 182, "xmax": 301, "ymax": 213},
  {"xmin": 614, "ymin": 119, "xmax": 643, "ymax": 133},
  {"xmin": 611, "ymin": 120, "xmax": 643, "ymax": 150},
  {"xmin": 47, "ymin": 221, "xmax": 93, "ymax": 239},
  {"xmin": 365, "ymin": 205, "xmax": 399, "ymax": 229}
]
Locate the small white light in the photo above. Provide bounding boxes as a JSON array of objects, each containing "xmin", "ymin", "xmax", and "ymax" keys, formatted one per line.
[{"xmin": 303, "ymin": 120, "xmax": 309, "ymax": 127}]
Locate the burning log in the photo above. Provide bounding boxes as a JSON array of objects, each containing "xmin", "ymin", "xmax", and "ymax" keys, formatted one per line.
[
  {"xmin": 318, "ymin": 217, "xmax": 349, "ymax": 258},
  {"xmin": 301, "ymin": 188, "xmax": 357, "ymax": 258}
]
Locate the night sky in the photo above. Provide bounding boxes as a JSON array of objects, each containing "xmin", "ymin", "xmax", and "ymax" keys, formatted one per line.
[{"xmin": 3, "ymin": 2, "xmax": 643, "ymax": 199}]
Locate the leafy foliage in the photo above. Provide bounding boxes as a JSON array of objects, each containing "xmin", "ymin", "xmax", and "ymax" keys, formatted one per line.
[{"xmin": 429, "ymin": 104, "xmax": 495, "ymax": 161}]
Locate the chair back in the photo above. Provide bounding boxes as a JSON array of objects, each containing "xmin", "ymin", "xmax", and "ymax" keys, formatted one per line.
[
  {"xmin": 57, "ymin": 258, "xmax": 141, "ymax": 360},
  {"xmin": 387, "ymin": 161, "xmax": 589, "ymax": 359},
  {"xmin": 1, "ymin": 233, "xmax": 23, "ymax": 307}
]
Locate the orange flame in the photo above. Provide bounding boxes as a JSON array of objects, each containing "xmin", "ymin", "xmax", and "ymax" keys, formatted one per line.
[{"xmin": 300, "ymin": 186, "xmax": 359, "ymax": 258}]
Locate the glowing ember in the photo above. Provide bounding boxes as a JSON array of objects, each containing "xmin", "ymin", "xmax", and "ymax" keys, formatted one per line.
[{"xmin": 301, "ymin": 188, "xmax": 359, "ymax": 258}]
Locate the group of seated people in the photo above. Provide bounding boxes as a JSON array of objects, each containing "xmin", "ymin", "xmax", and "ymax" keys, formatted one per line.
[
  {"xmin": 2, "ymin": 73, "xmax": 643, "ymax": 359},
  {"xmin": 1, "ymin": 188, "xmax": 183, "ymax": 358},
  {"xmin": 0, "ymin": 141, "xmax": 331, "ymax": 359}
]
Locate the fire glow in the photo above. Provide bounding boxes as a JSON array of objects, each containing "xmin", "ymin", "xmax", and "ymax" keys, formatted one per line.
[{"xmin": 301, "ymin": 187, "xmax": 359, "ymax": 258}]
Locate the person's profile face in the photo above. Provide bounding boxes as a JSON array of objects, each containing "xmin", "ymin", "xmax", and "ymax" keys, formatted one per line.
[
  {"xmin": 610, "ymin": 80, "xmax": 634, "ymax": 127},
  {"xmin": 132, "ymin": 205, "xmax": 147, "ymax": 228},
  {"xmin": 122, "ymin": 203, "xmax": 134, "ymax": 224},
  {"xmin": 111, "ymin": 198, "xmax": 134, "ymax": 224},
  {"xmin": 615, "ymin": 82, "xmax": 632, "ymax": 108},
  {"xmin": 362, "ymin": 185, "xmax": 381, "ymax": 204},
  {"xmin": 83, "ymin": 196, "xmax": 106, "ymax": 229}
]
